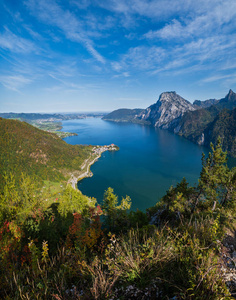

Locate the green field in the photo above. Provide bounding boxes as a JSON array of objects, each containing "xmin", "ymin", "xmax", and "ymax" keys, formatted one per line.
[{"xmin": 30, "ymin": 120, "xmax": 78, "ymax": 138}]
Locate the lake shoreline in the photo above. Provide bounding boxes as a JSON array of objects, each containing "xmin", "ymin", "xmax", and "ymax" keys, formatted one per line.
[
  {"xmin": 68, "ymin": 144, "xmax": 119, "ymax": 189},
  {"xmin": 62, "ymin": 118, "xmax": 214, "ymax": 211}
]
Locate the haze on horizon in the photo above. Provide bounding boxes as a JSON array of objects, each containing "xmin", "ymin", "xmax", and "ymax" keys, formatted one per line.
[{"xmin": 0, "ymin": 0, "xmax": 236, "ymax": 113}]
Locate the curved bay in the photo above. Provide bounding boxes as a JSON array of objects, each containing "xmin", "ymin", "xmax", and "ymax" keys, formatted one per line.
[{"xmin": 62, "ymin": 118, "xmax": 234, "ymax": 211}]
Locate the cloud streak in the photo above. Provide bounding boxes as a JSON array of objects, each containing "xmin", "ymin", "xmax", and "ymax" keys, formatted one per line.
[
  {"xmin": 24, "ymin": 0, "xmax": 106, "ymax": 63},
  {"xmin": 0, "ymin": 74, "xmax": 32, "ymax": 92},
  {"xmin": 144, "ymin": 0, "xmax": 236, "ymax": 40},
  {"xmin": 0, "ymin": 0, "xmax": 235, "ymax": 111},
  {"xmin": 0, "ymin": 27, "xmax": 37, "ymax": 53}
]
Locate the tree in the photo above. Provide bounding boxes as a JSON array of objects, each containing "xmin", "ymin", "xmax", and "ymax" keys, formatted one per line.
[
  {"xmin": 198, "ymin": 138, "xmax": 231, "ymax": 210},
  {"xmin": 102, "ymin": 187, "xmax": 118, "ymax": 214},
  {"xmin": 102, "ymin": 187, "xmax": 131, "ymax": 231},
  {"xmin": 58, "ymin": 185, "xmax": 96, "ymax": 217},
  {"xmin": 189, "ymin": 137, "xmax": 236, "ymax": 215}
]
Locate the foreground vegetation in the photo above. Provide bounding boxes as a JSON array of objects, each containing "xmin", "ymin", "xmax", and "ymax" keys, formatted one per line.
[{"xmin": 1, "ymin": 130, "xmax": 236, "ymax": 299}]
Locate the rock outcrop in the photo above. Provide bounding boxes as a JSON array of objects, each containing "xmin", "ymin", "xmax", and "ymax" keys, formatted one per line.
[{"xmin": 136, "ymin": 91, "xmax": 195, "ymax": 129}]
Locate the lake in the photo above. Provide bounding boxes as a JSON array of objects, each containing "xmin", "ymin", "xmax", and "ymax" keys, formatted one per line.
[{"xmin": 62, "ymin": 118, "xmax": 235, "ymax": 211}]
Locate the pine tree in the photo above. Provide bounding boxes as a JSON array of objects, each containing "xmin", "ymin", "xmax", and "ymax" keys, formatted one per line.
[{"xmin": 198, "ymin": 138, "xmax": 236, "ymax": 210}]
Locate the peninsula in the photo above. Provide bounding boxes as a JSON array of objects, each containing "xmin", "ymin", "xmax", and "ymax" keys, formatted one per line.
[{"xmin": 68, "ymin": 144, "xmax": 119, "ymax": 189}]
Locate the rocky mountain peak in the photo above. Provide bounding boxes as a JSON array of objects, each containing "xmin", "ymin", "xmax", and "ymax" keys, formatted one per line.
[
  {"xmin": 216, "ymin": 89, "xmax": 236, "ymax": 110},
  {"xmin": 158, "ymin": 91, "xmax": 176, "ymax": 101},
  {"xmin": 156, "ymin": 91, "xmax": 192, "ymax": 107},
  {"xmin": 137, "ymin": 91, "xmax": 195, "ymax": 128},
  {"xmin": 227, "ymin": 89, "xmax": 235, "ymax": 99}
]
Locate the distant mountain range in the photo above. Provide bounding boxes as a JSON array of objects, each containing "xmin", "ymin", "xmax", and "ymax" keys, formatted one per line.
[
  {"xmin": 0, "ymin": 112, "xmax": 105, "ymax": 121},
  {"xmin": 103, "ymin": 89, "xmax": 236, "ymax": 157},
  {"xmin": 101, "ymin": 108, "xmax": 144, "ymax": 123}
]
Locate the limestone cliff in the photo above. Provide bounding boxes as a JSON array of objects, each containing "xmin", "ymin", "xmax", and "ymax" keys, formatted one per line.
[{"xmin": 136, "ymin": 91, "xmax": 195, "ymax": 129}]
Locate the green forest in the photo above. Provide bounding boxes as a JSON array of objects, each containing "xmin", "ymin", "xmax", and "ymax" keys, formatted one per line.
[
  {"xmin": 1, "ymin": 118, "xmax": 236, "ymax": 299},
  {"xmin": 0, "ymin": 118, "xmax": 92, "ymax": 193}
]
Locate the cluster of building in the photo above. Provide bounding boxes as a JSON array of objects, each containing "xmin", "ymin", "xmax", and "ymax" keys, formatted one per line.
[{"xmin": 92, "ymin": 144, "xmax": 117, "ymax": 155}]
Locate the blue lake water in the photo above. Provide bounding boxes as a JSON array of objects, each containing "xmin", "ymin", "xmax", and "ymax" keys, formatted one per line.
[{"xmin": 62, "ymin": 118, "xmax": 235, "ymax": 211}]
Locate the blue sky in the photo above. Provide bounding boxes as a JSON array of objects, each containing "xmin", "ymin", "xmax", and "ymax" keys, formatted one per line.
[{"xmin": 0, "ymin": 0, "xmax": 236, "ymax": 112}]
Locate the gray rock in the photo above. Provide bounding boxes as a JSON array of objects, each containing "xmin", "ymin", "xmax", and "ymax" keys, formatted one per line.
[{"xmin": 136, "ymin": 91, "xmax": 195, "ymax": 129}]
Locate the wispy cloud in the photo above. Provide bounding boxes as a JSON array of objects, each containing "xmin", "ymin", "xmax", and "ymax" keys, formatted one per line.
[
  {"xmin": 23, "ymin": 25, "xmax": 43, "ymax": 41},
  {"xmin": 111, "ymin": 62, "xmax": 123, "ymax": 72},
  {"xmin": 0, "ymin": 0, "xmax": 235, "ymax": 112},
  {"xmin": 24, "ymin": 0, "xmax": 106, "ymax": 63},
  {"xmin": 202, "ymin": 73, "xmax": 236, "ymax": 83},
  {"xmin": 144, "ymin": 0, "xmax": 236, "ymax": 40},
  {"xmin": 113, "ymin": 72, "xmax": 130, "ymax": 79},
  {"xmin": 48, "ymin": 70, "xmax": 103, "ymax": 92},
  {"xmin": 114, "ymin": 46, "xmax": 166, "ymax": 73},
  {"xmin": 112, "ymin": 30, "xmax": 236, "ymax": 83},
  {"xmin": 96, "ymin": 0, "xmax": 224, "ymax": 22},
  {"xmin": 0, "ymin": 27, "xmax": 37, "ymax": 53},
  {"xmin": 0, "ymin": 74, "xmax": 32, "ymax": 92}
]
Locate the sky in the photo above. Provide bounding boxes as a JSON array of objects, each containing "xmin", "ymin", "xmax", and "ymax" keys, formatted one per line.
[{"xmin": 0, "ymin": 0, "xmax": 236, "ymax": 113}]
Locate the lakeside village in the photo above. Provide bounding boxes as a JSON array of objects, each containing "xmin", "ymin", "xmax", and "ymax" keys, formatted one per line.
[
  {"xmin": 92, "ymin": 143, "xmax": 119, "ymax": 155},
  {"xmin": 68, "ymin": 144, "xmax": 119, "ymax": 189}
]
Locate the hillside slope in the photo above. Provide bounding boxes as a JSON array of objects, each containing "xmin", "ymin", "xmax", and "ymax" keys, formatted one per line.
[
  {"xmin": 193, "ymin": 98, "xmax": 219, "ymax": 108},
  {"xmin": 201, "ymin": 108, "xmax": 236, "ymax": 155},
  {"xmin": 0, "ymin": 118, "xmax": 92, "ymax": 190},
  {"xmin": 171, "ymin": 90, "xmax": 236, "ymax": 156},
  {"xmin": 171, "ymin": 105, "xmax": 220, "ymax": 139},
  {"xmin": 102, "ymin": 108, "xmax": 145, "ymax": 123}
]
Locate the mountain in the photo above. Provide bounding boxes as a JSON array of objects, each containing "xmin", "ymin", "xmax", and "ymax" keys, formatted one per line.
[
  {"xmin": 215, "ymin": 89, "xmax": 236, "ymax": 110},
  {"xmin": 102, "ymin": 108, "xmax": 145, "ymax": 123},
  {"xmin": 104, "ymin": 89, "xmax": 236, "ymax": 156},
  {"xmin": 0, "ymin": 112, "xmax": 106, "ymax": 121},
  {"xmin": 201, "ymin": 108, "xmax": 236, "ymax": 155},
  {"xmin": 171, "ymin": 105, "xmax": 220, "ymax": 138},
  {"xmin": 193, "ymin": 98, "xmax": 219, "ymax": 108},
  {"xmin": 169, "ymin": 90, "xmax": 236, "ymax": 156},
  {"xmin": 136, "ymin": 91, "xmax": 195, "ymax": 129},
  {"xmin": 0, "ymin": 112, "xmax": 65, "ymax": 121},
  {"xmin": 0, "ymin": 118, "xmax": 92, "ymax": 190},
  {"xmin": 103, "ymin": 92, "xmax": 195, "ymax": 128}
]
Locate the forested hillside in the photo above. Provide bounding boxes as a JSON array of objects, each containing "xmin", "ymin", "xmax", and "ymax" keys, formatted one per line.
[
  {"xmin": 173, "ymin": 105, "xmax": 220, "ymax": 142},
  {"xmin": 175, "ymin": 108, "xmax": 236, "ymax": 157},
  {"xmin": 102, "ymin": 108, "xmax": 145, "ymax": 123},
  {"xmin": 202, "ymin": 109, "xmax": 236, "ymax": 155},
  {"xmin": 0, "ymin": 117, "xmax": 92, "ymax": 191},
  {"xmin": 173, "ymin": 90, "xmax": 236, "ymax": 156}
]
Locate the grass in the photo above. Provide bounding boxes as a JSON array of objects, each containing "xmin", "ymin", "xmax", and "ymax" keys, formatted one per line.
[
  {"xmin": 30, "ymin": 121, "xmax": 78, "ymax": 138},
  {"xmin": 42, "ymin": 181, "xmax": 66, "ymax": 200}
]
